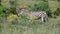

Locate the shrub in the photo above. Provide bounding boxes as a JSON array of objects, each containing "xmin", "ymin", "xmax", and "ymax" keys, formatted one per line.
[
  {"xmin": 29, "ymin": 1, "xmax": 52, "ymax": 17},
  {"xmin": 54, "ymin": 8, "xmax": 60, "ymax": 16},
  {"xmin": 48, "ymin": 1, "xmax": 60, "ymax": 17},
  {"xmin": 7, "ymin": 14, "xmax": 29, "ymax": 25},
  {"xmin": 7, "ymin": 14, "xmax": 18, "ymax": 22},
  {"xmin": 7, "ymin": 7, "xmax": 16, "ymax": 14},
  {"xmin": 30, "ymin": 1, "xmax": 48, "ymax": 11},
  {"xmin": 0, "ymin": 5, "xmax": 6, "ymax": 18}
]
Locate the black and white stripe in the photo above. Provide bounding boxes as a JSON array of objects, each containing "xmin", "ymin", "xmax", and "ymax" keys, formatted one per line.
[{"xmin": 18, "ymin": 9, "xmax": 48, "ymax": 23}]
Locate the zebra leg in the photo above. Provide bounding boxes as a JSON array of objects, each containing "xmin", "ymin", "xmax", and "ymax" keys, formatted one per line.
[
  {"xmin": 41, "ymin": 17, "xmax": 45, "ymax": 23},
  {"xmin": 45, "ymin": 16, "xmax": 48, "ymax": 22}
]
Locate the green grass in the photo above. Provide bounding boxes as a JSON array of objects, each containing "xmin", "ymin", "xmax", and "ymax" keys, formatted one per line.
[{"xmin": 0, "ymin": 16, "xmax": 60, "ymax": 34}]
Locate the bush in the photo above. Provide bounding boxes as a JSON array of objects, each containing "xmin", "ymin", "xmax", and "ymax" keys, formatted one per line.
[
  {"xmin": 7, "ymin": 14, "xmax": 30, "ymax": 26},
  {"xmin": 3, "ymin": 6, "xmax": 17, "ymax": 18},
  {"xmin": 7, "ymin": 14, "xmax": 18, "ymax": 22},
  {"xmin": 30, "ymin": 1, "xmax": 48, "ymax": 11},
  {"xmin": 29, "ymin": 1, "xmax": 52, "ymax": 17},
  {"xmin": 48, "ymin": 1, "xmax": 60, "ymax": 17},
  {"xmin": 0, "ymin": 5, "xmax": 6, "ymax": 18},
  {"xmin": 7, "ymin": 7, "xmax": 16, "ymax": 14},
  {"xmin": 54, "ymin": 8, "xmax": 60, "ymax": 16}
]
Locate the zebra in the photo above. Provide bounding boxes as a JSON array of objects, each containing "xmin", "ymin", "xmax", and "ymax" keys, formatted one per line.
[
  {"xmin": 17, "ymin": 9, "xmax": 48, "ymax": 23},
  {"xmin": 29, "ymin": 11, "xmax": 48, "ymax": 23}
]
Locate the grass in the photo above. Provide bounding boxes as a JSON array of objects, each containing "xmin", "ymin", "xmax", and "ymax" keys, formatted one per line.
[{"xmin": 0, "ymin": 16, "xmax": 60, "ymax": 34}]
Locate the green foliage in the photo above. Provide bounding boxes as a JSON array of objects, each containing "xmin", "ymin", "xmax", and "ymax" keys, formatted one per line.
[
  {"xmin": 20, "ymin": 14, "xmax": 28, "ymax": 20},
  {"xmin": 7, "ymin": 14, "xmax": 18, "ymax": 22},
  {"xmin": 0, "ymin": 5, "xmax": 6, "ymax": 18},
  {"xmin": 0, "ymin": 16, "xmax": 60, "ymax": 34},
  {"xmin": 4, "ymin": 6, "xmax": 16, "ymax": 17},
  {"xmin": 29, "ymin": 1, "xmax": 52, "ymax": 17},
  {"xmin": 48, "ymin": 1, "xmax": 60, "ymax": 17},
  {"xmin": 30, "ymin": 1, "xmax": 48, "ymax": 11},
  {"xmin": 0, "ymin": 23, "xmax": 3, "ymax": 32},
  {"xmin": 1, "ymin": 0, "xmax": 16, "ymax": 16},
  {"xmin": 0, "ymin": 0, "xmax": 60, "ymax": 34},
  {"xmin": 8, "ymin": 7, "xmax": 16, "ymax": 14},
  {"xmin": 29, "ymin": 1, "xmax": 60, "ymax": 17},
  {"xmin": 46, "ymin": 8, "xmax": 52, "ymax": 17},
  {"xmin": 54, "ymin": 8, "xmax": 60, "ymax": 16},
  {"xmin": 7, "ymin": 14, "xmax": 29, "ymax": 25},
  {"xmin": 48, "ymin": 1, "xmax": 58, "ymax": 12}
]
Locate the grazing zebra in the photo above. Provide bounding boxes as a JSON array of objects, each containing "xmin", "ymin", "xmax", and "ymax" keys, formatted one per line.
[{"xmin": 17, "ymin": 9, "xmax": 48, "ymax": 23}]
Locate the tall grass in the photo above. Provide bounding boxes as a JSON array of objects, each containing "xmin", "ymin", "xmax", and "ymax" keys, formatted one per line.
[{"xmin": 0, "ymin": 16, "xmax": 60, "ymax": 34}]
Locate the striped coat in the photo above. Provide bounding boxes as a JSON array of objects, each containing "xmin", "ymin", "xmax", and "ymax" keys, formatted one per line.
[{"xmin": 18, "ymin": 9, "xmax": 48, "ymax": 23}]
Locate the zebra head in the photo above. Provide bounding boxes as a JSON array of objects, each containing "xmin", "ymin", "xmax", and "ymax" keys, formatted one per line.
[{"xmin": 17, "ymin": 8, "xmax": 29, "ymax": 17}]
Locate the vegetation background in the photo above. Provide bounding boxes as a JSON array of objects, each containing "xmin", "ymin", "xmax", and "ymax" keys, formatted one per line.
[{"xmin": 0, "ymin": 0, "xmax": 60, "ymax": 34}]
